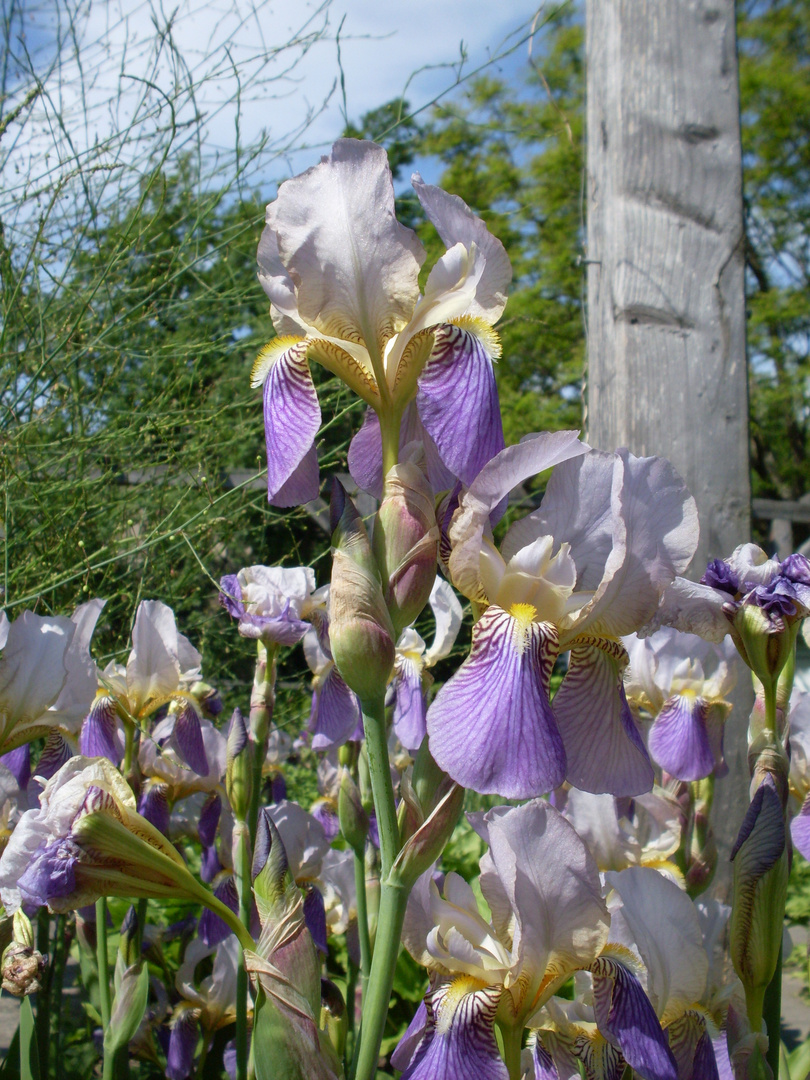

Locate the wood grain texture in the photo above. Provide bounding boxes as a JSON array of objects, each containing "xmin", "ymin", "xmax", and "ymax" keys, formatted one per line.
[{"xmin": 585, "ymin": 0, "xmax": 752, "ymax": 892}]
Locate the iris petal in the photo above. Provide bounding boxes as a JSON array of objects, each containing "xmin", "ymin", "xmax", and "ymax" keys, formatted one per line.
[
  {"xmin": 401, "ymin": 979, "xmax": 507, "ymax": 1080},
  {"xmin": 427, "ymin": 606, "xmax": 564, "ymax": 798},
  {"xmin": 553, "ymin": 638, "xmax": 654, "ymax": 796},
  {"xmin": 417, "ymin": 322, "xmax": 504, "ymax": 487},
  {"xmin": 648, "ymin": 695, "xmax": 724, "ymax": 781},
  {"xmin": 258, "ymin": 339, "xmax": 321, "ymax": 507}
]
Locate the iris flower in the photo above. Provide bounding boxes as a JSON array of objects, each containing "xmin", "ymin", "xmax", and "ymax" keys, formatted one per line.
[
  {"xmin": 427, "ymin": 435, "xmax": 698, "ymax": 798},
  {"xmin": 253, "ymin": 138, "xmax": 511, "ymax": 505},
  {"xmin": 624, "ymin": 628, "xmax": 738, "ymax": 781}
]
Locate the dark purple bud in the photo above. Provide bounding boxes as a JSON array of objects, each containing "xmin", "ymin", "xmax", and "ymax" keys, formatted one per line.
[
  {"xmin": 166, "ymin": 1008, "xmax": 199, "ymax": 1080},
  {"xmin": 138, "ymin": 783, "xmax": 170, "ymax": 836},
  {"xmin": 269, "ymin": 770, "xmax": 287, "ymax": 803},
  {"xmin": 303, "ymin": 885, "xmax": 328, "ymax": 954},
  {"xmin": 79, "ymin": 696, "xmax": 120, "ymax": 763},
  {"xmin": 36, "ymin": 732, "xmax": 73, "ymax": 780},
  {"xmin": 198, "ymin": 875, "xmax": 238, "ymax": 947},
  {"xmin": 198, "ymin": 794, "xmax": 221, "ymax": 848},
  {"xmin": 745, "ymin": 581, "xmax": 797, "ymax": 617},
  {"xmin": 0, "ymin": 744, "xmax": 30, "ymax": 789},
  {"xmin": 171, "ymin": 704, "xmax": 209, "ymax": 776},
  {"xmin": 701, "ymin": 559, "xmax": 740, "ymax": 596}
]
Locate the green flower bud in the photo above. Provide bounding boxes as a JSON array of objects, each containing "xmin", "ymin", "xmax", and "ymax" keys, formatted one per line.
[
  {"xmin": 733, "ymin": 603, "xmax": 800, "ymax": 695},
  {"xmin": 226, "ymin": 707, "xmax": 252, "ymax": 822},
  {"xmin": 330, "ymin": 484, "xmax": 395, "ymax": 704},
  {"xmin": 391, "ymin": 743, "xmax": 464, "ymax": 888},
  {"xmin": 373, "ymin": 460, "xmax": 439, "ymax": 636},
  {"xmin": 730, "ymin": 776, "xmax": 789, "ymax": 1028},
  {"xmin": 338, "ymin": 767, "xmax": 369, "ymax": 854},
  {"xmin": 320, "ymin": 978, "xmax": 348, "ymax": 1062}
]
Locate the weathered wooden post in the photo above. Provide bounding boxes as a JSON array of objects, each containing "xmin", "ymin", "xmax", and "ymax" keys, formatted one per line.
[{"xmin": 585, "ymin": 0, "xmax": 752, "ymax": 891}]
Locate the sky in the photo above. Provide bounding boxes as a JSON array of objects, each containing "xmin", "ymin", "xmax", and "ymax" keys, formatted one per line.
[{"xmin": 2, "ymin": 0, "xmax": 549, "ymax": 211}]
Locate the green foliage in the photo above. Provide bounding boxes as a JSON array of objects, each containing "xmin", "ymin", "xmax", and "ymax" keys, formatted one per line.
[{"xmin": 738, "ymin": 0, "xmax": 810, "ymax": 510}]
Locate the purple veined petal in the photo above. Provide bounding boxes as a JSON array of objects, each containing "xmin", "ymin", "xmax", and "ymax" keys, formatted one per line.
[
  {"xmin": 416, "ymin": 322, "xmax": 505, "ymax": 487},
  {"xmin": 392, "ymin": 659, "xmax": 428, "ymax": 752},
  {"xmin": 400, "ymin": 979, "xmax": 508, "ymax": 1080},
  {"xmin": 791, "ymin": 792, "xmax": 810, "ymax": 861},
  {"xmin": 531, "ymin": 1034, "xmax": 560, "ymax": 1080},
  {"xmin": 427, "ymin": 605, "xmax": 565, "ymax": 798},
  {"xmin": 170, "ymin": 703, "xmax": 209, "ymax": 776},
  {"xmin": 303, "ymin": 884, "xmax": 328, "ymax": 954},
  {"xmin": 348, "ymin": 403, "xmax": 456, "ymax": 500},
  {"xmin": 254, "ymin": 337, "xmax": 321, "ymax": 507},
  {"xmin": 552, "ymin": 638, "xmax": 654, "ymax": 796},
  {"xmin": 0, "ymin": 743, "xmax": 30, "ymax": 789},
  {"xmin": 348, "ymin": 408, "xmax": 384, "ymax": 499},
  {"xmin": 591, "ymin": 955, "xmax": 678, "ymax": 1080},
  {"xmin": 198, "ymin": 793, "xmax": 222, "ymax": 849},
  {"xmin": 391, "ymin": 998, "xmax": 429, "ymax": 1073},
  {"xmin": 666, "ymin": 1011, "xmax": 720, "ymax": 1080},
  {"xmin": 575, "ymin": 1035, "xmax": 625, "ymax": 1080},
  {"xmin": 648, "ymin": 695, "xmax": 726, "ymax": 782},
  {"xmin": 138, "ymin": 782, "xmax": 170, "ymax": 836},
  {"xmin": 166, "ymin": 1007, "xmax": 200, "ymax": 1080},
  {"xmin": 79, "ymin": 695, "xmax": 120, "ymax": 763},
  {"xmin": 36, "ymin": 731, "xmax": 74, "ymax": 781},
  {"xmin": 17, "ymin": 836, "xmax": 79, "ymax": 909},
  {"xmin": 198, "ymin": 875, "xmax": 239, "ymax": 947},
  {"xmin": 711, "ymin": 1032, "xmax": 734, "ymax": 1080},
  {"xmin": 310, "ymin": 798, "xmax": 340, "ymax": 842},
  {"xmin": 218, "ymin": 574, "xmax": 244, "ymax": 621},
  {"xmin": 308, "ymin": 665, "xmax": 362, "ymax": 751}
]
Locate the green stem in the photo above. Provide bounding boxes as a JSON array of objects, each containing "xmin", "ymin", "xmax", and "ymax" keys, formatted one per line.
[
  {"xmin": 122, "ymin": 719, "xmax": 136, "ymax": 776},
  {"xmin": 234, "ymin": 822, "xmax": 254, "ymax": 1080},
  {"xmin": 96, "ymin": 899, "xmax": 111, "ymax": 1029},
  {"xmin": 353, "ymin": 850, "xmax": 372, "ymax": 1005},
  {"xmin": 248, "ymin": 641, "xmax": 277, "ymax": 845},
  {"xmin": 35, "ymin": 909, "xmax": 51, "ymax": 1078},
  {"xmin": 360, "ymin": 694, "xmax": 399, "ymax": 876},
  {"xmin": 763, "ymin": 680, "xmax": 778, "ymax": 739},
  {"xmin": 351, "ymin": 881, "xmax": 409, "ymax": 1080},
  {"xmin": 379, "ymin": 408, "xmax": 401, "ymax": 477},
  {"xmin": 50, "ymin": 914, "xmax": 69, "ymax": 1076},
  {"xmin": 498, "ymin": 1023, "xmax": 523, "ymax": 1080},
  {"xmin": 763, "ymin": 947, "xmax": 782, "ymax": 1079}
]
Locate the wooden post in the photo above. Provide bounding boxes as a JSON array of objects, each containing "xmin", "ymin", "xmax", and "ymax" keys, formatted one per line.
[{"xmin": 585, "ymin": 0, "xmax": 752, "ymax": 893}]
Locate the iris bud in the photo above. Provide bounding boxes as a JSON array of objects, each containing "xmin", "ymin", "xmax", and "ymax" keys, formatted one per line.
[
  {"xmin": 732, "ymin": 603, "xmax": 800, "ymax": 693},
  {"xmin": 329, "ymin": 482, "xmax": 395, "ymax": 704},
  {"xmin": 226, "ymin": 707, "xmax": 252, "ymax": 822},
  {"xmin": 373, "ymin": 460, "xmax": 439, "ymax": 636},
  {"xmin": 338, "ymin": 767, "xmax": 369, "ymax": 854},
  {"xmin": 1, "ymin": 912, "xmax": 44, "ymax": 997}
]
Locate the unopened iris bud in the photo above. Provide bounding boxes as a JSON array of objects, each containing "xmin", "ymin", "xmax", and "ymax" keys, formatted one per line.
[
  {"xmin": 338, "ymin": 767, "xmax": 369, "ymax": 854},
  {"xmin": 252, "ymin": 808, "xmax": 294, "ymax": 920},
  {"xmin": 320, "ymin": 978, "xmax": 348, "ymax": 1061},
  {"xmin": 730, "ymin": 776, "xmax": 789, "ymax": 1027},
  {"xmin": 732, "ymin": 600, "xmax": 801, "ymax": 693},
  {"xmin": 117, "ymin": 905, "xmax": 141, "ymax": 970},
  {"xmin": 330, "ymin": 483, "xmax": 396, "ymax": 703},
  {"xmin": 373, "ymin": 460, "xmax": 439, "ymax": 636},
  {"xmin": 226, "ymin": 708, "xmax": 252, "ymax": 822},
  {"xmin": 391, "ymin": 744, "xmax": 464, "ymax": 888}
]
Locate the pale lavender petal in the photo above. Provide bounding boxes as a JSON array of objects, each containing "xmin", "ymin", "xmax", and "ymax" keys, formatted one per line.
[
  {"xmin": 171, "ymin": 704, "xmax": 209, "ymax": 776},
  {"xmin": 648, "ymin": 695, "xmax": 720, "ymax": 781},
  {"xmin": 642, "ymin": 578, "xmax": 732, "ymax": 643},
  {"xmin": 17, "ymin": 836, "xmax": 78, "ymax": 908},
  {"xmin": 262, "ymin": 340, "xmax": 321, "ymax": 507},
  {"xmin": 167, "ymin": 1009, "xmax": 199, "ymax": 1080},
  {"xmin": 531, "ymin": 1037, "xmax": 559, "ymax": 1080},
  {"xmin": 553, "ymin": 641, "xmax": 654, "ymax": 796},
  {"xmin": 712, "ymin": 1033, "xmax": 734, "ymax": 1080},
  {"xmin": 36, "ymin": 731, "xmax": 74, "ymax": 780},
  {"xmin": 416, "ymin": 323, "xmax": 504, "ymax": 486},
  {"xmin": 427, "ymin": 606, "xmax": 565, "ymax": 798},
  {"xmin": 391, "ymin": 999, "xmax": 429, "ymax": 1073},
  {"xmin": 310, "ymin": 799, "xmax": 340, "ymax": 842},
  {"xmin": 308, "ymin": 666, "xmax": 362, "ymax": 751},
  {"xmin": 392, "ymin": 660, "xmax": 427, "ymax": 752},
  {"xmin": 347, "ymin": 408, "xmax": 384, "ymax": 498},
  {"xmin": 790, "ymin": 793, "xmax": 810, "ymax": 861},
  {"xmin": 0, "ymin": 744, "xmax": 30, "ymax": 789},
  {"xmin": 79, "ymin": 695, "xmax": 120, "ymax": 763},
  {"xmin": 400, "ymin": 981, "xmax": 507, "ymax": 1080},
  {"xmin": 591, "ymin": 955, "xmax": 677, "ymax": 1080}
]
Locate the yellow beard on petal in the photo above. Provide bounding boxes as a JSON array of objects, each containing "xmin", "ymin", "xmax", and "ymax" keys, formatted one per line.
[{"xmin": 509, "ymin": 603, "xmax": 538, "ymax": 657}]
